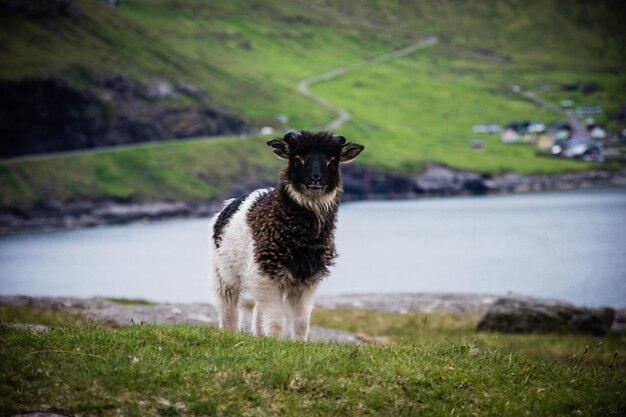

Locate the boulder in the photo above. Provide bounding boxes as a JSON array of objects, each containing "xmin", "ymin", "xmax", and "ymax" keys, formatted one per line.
[
  {"xmin": 0, "ymin": 0, "xmax": 77, "ymax": 19},
  {"xmin": 476, "ymin": 296, "xmax": 615, "ymax": 336},
  {"xmin": 413, "ymin": 163, "xmax": 490, "ymax": 195},
  {"xmin": 0, "ymin": 75, "xmax": 246, "ymax": 157}
]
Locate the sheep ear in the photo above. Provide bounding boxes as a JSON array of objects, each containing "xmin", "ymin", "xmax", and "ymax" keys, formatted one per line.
[
  {"xmin": 284, "ymin": 131, "xmax": 302, "ymax": 145},
  {"xmin": 267, "ymin": 138, "xmax": 290, "ymax": 160},
  {"xmin": 340, "ymin": 142, "xmax": 364, "ymax": 164}
]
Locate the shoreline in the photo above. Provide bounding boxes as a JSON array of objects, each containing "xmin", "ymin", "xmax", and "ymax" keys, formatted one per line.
[
  {"xmin": 1, "ymin": 164, "xmax": 625, "ymax": 235},
  {"xmin": 2, "ymin": 293, "xmax": 624, "ymax": 335}
]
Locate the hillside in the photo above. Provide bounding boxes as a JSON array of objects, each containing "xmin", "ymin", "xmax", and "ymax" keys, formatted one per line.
[{"xmin": 1, "ymin": 0, "xmax": 625, "ymax": 207}]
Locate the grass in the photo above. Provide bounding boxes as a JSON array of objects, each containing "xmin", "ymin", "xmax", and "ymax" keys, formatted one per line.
[
  {"xmin": 311, "ymin": 44, "xmax": 624, "ymax": 174},
  {"xmin": 1, "ymin": 305, "xmax": 625, "ymax": 415},
  {"xmin": 105, "ymin": 298, "xmax": 155, "ymax": 306},
  {"xmin": 312, "ymin": 309, "xmax": 626, "ymax": 370},
  {"xmin": 1, "ymin": 322, "xmax": 625, "ymax": 416},
  {"xmin": 1, "ymin": 0, "xmax": 625, "ymax": 206},
  {"xmin": 0, "ymin": 305, "xmax": 87, "ymax": 327},
  {"xmin": 0, "ymin": 135, "xmax": 283, "ymax": 205}
]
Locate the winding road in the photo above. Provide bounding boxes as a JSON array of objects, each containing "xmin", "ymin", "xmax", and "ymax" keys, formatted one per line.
[
  {"xmin": 298, "ymin": 36, "xmax": 439, "ymax": 130},
  {"xmin": 523, "ymin": 91, "xmax": 590, "ymax": 142},
  {"xmin": 3, "ymin": 37, "xmax": 439, "ymax": 163}
]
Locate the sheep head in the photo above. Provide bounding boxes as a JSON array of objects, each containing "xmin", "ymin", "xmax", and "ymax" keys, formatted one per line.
[{"xmin": 267, "ymin": 130, "xmax": 364, "ymax": 197}]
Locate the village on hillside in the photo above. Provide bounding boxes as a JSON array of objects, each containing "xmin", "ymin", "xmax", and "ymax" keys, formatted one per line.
[{"xmin": 471, "ymin": 83, "xmax": 626, "ymax": 162}]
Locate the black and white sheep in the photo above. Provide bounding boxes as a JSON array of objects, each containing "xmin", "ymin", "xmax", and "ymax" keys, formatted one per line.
[{"xmin": 208, "ymin": 130, "xmax": 364, "ymax": 340}]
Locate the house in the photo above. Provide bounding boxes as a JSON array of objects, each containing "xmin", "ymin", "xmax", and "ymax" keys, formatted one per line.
[
  {"xmin": 472, "ymin": 123, "xmax": 502, "ymax": 134},
  {"xmin": 470, "ymin": 139, "xmax": 485, "ymax": 150},
  {"xmin": 501, "ymin": 128, "xmax": 520, "ymax": 143},
  {"xmin": 536, "ymin": 134, "xmax": 554, "ymax": 150},
  {"xmin": 590, "ymin": 126, "xmax": 607, "ymax": 140},
  {"xmin": 576, "ymin": 105, "xmax": 603, "ymax": 116}
]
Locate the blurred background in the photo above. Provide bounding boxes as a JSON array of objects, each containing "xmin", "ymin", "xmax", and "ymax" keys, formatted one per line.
[{"xmin": 0, "ymin": 0, "xmax": 625, "ymax": 307}]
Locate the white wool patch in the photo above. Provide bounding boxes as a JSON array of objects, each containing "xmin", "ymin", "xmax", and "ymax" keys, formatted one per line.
[
  {"xmin": 209, "ymin": 188, "xmax": 272, "ymax": 292},
  {"xmin": 285, "ymin": 183, "xmax": 338, "ymax": 216}
]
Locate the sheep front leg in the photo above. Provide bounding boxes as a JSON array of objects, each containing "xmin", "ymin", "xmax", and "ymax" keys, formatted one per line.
[
  {"xmin": 251, "ymin": 282, "xmax": 286, "ymax": 338},
  {"xmin": 286, "ymin": 283, "xmax": 319, "ymax": 341}
]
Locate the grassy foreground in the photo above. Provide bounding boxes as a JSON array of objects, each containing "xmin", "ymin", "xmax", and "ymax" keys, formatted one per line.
[{"xmin": 1, "ymin": 306, "xmax": 625, "ymax": 416}]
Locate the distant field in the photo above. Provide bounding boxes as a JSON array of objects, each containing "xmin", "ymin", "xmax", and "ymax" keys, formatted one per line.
[
  {"xmin": 1, "ymin": 0, "xmax": 624, "ymax": 205},
  {"xmin": 311, "ymin": 44, "xmax": 623, "ymax": 173},
  {"xmin": 0, "ymin": 135, "xmax": 282, "ymax": 205}
]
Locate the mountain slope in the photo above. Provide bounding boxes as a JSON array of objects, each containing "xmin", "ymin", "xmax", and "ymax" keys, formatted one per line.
[{"xmin": 0, "ymin": 0, "xmax": 625, "ymax": 206}]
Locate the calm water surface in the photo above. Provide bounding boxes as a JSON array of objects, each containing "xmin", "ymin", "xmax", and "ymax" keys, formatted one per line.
[{"xmin": 1, "ymin": 187, "xmax": 625, "ymax": 307}]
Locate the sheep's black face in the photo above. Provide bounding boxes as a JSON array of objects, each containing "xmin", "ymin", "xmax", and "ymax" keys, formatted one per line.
[
  {"xmin": 290, "ymin": 150, "xmax": 338, "ymax": 195},
  {"xmin": 267, "ymin": 131, "xmax": 364, "ymax": 198}
]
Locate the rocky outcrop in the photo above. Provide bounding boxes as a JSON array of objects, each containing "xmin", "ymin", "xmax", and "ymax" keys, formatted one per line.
[
  {"xmin": 414, "ymin": 164, "xmax": 490, "ymax": 195},
  {"xmin": 477, "ymin": 296, "xmax": 615, "ymax": 336},
  {"xmin": 341, "ymin": 163, "xmax": 626, "ymax": 199},
  {"xmin": 0, "ymin": 75, "xmax": 246, "ymax": 157},
  {"xmin": 0, "ymin": 198, "xmax": 222, "ymax": 234},
  {"xmin": 0, "ymin": 0, "xmax": 77, "ymax": 19},
  {"xmin": 316, "ymin": 293, "xmax": 499, "ymax": 313}
]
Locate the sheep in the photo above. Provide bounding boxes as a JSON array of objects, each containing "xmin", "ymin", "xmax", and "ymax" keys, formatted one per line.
[{"xmin": 208, "ymin": 130, "xmax": 364, "ymax": 340}]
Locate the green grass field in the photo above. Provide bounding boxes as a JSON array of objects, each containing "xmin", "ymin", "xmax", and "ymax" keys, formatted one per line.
[
  {"xmin": 1, "ymin": 0, "xmax": 625, "ymax": 206},
  {"xmin": 1, "ymin": 305, "xmax": 625, "ymax": 416},
  {"xmin": 312, "ymin": 309, "xmax": 626, "ymax": 370},
  {"xmin": 0, "ymin": 135, "xmax": 283, "ymax": 205}
]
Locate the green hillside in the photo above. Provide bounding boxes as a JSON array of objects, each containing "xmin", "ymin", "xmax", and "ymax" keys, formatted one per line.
[{"xmin": 1, "ymin": 0, "xmax": 625, "ymax": 205}]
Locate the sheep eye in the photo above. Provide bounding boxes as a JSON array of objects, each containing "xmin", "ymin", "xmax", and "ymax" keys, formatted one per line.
[
  {"xmin": 294, "ymin": 155, "xmax": 304, "ymax": 165},
  {"xmin": 327, "ymin": 157, "xmax": 336, "ymax": 166}
]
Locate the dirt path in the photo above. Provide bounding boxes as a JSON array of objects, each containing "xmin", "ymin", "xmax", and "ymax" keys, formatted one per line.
[
  {"xmin": 298, "ymin": 36, "xmax": 439, "ymax": 130},
  {"xmin": 523, "ymin": 90, "xmax": 590, "ymax": 141}
]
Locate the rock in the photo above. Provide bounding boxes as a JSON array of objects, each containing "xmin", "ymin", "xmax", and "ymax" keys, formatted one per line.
[
  {"xmin": 11, "ymin": 413, "xmax": 71, "ymax": 417},
  {"xmin": 316, "ymin": 293, "xmax": 499, "ymax": 313},
  {"xmin": 0, "ymin": 295, "xmax": 113, "ymax": 310},
  {"xmin": 476, "ymin": 296, "xmax": 615, "ymax": 336},
  {"xmin": 0, "ymin": 199, "xmax": 224, "ymax": 235},
  {"xmin": 142, "ymin": 78, "xmax": 178, "ymax": 101},
  {"xmin": 611, "ymin": 308, "xmax": 626, "ymax": 332},
  {"xmin": 0, "ymin": 0, "xmax": 77, "ymax": 19},
  {"xmin": 176, "ymin": 82, "xmax": 205, "ymax": 100},
  {"xmin": 0, "ymin": 75, "xmax": 246, "ymax": 158},
  {"xmin": 98, "ymin": 0, "xmax": 121, "ymax": 7},
  {"xmin": 340, "ymin": 164, "xmax": 415, "ymax": 200},
  {"xmin": 3, "ymin": 323, "xmax": 52, "ymax": 332},
  {"xmin": 413, "ymin": 163, "xmax": 489, "ymax": 195}
]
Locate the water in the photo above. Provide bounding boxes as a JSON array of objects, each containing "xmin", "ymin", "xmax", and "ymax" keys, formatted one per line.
[{"xmin": 1, "ymin": 187, "xmax": 625, "ymax": 307}]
